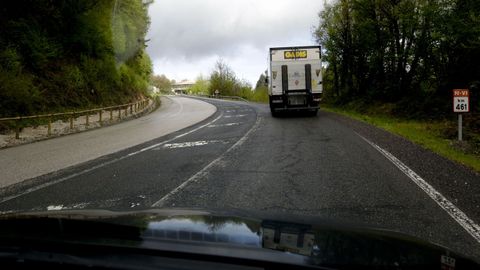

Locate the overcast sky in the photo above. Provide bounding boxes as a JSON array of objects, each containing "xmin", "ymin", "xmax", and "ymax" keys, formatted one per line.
[{"xmin": 146, "ymin": 0, "xmax": 324, "ymax": 86}]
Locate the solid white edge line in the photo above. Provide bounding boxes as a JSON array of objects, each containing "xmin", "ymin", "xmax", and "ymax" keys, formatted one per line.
[
  {"xmin": 356, "ymin": 133, "xmax": 480, "ymax": 244},
  {"xmin": 0, "ymin": 113, "xmax": 224, "ymax": 204},
  {"xmin": 152, "ymin": 116, "xmax": 262, "ymax": 207}
]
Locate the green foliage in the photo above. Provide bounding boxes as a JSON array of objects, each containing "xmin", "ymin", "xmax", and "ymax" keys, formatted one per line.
[
  {"xmin": 0, "ymin": 0, "xmax": 153, "ymax": 117},
  {"xmin": 250, "ymin": 73, "xmax": 269, "ymax": 103},
  {"xmin": 323, "ymin": 104, "xmax": 480, "ymax": 172},
  {"xmin": 0, "ymin": 67, "xmax": 42, "ymax": 116},
  {"xmin": 112, "ymin": 0, "xmax": 150, "ymax": 63},
  {"xmin": 207, "ymin": 59, "xmax": 260, "ymax": 101},
  {"xmin": 249, "ymin": 85, "xmax": 269, "ymax": 103},
  {"xmin": 187, "ymin": 75, "xmax": 210, "ymax": 95},
  {"xmin": 209, "ymin": 59, "xmax": 239, "ymax": 96},
  {"xmin": 315, "ymin": 0, "xmax": 480, "ymax": 118},
  {"xmin": 204, "ymin": 62, "xmax": 268, "ymax": 103},
  {"xmin": 151, "ymin": 74, "xmax": 173, "ymax": 94}
]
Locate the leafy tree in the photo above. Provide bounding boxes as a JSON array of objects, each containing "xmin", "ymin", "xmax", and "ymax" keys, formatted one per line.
[
  {"xmin": 252, "ymin": 72, "xmax": 268, "ymax": 102},
  {"xmin": 187, "ymin": 75, "xmax": 210, "ymax": 95},
  {"xmin": 209, "ymin": 59, "xmax": 238, "ymax": 96},
  {"xmin": 0, "ymin": 0, "xmax": 153, "ymax": 117},
  {"xmin": 314, "ymin": 0, "xmax": 480, "ymax": 118},
  {"xmin": 151, "ymin": 74, "xmax": 173, "ymax": 94}
]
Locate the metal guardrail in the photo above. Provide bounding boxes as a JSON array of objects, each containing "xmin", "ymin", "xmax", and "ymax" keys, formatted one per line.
[
  {"xmin": 0, "ymin": 99, "xmax": 151, "ymax": 139},
  {"xmin": 184, "ymin": 94, "xmax": 250, "ymax": 103}
]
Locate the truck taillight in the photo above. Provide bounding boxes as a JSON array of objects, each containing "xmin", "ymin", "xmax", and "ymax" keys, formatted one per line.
[{"xmin": 312, "ymin": 94, "xmax": 322, "ymax": 102}]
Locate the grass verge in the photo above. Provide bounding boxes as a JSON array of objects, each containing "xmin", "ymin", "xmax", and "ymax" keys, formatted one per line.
[{"xmin": 323, "ymin": 104, "xmax": 480, "ymax": 173}]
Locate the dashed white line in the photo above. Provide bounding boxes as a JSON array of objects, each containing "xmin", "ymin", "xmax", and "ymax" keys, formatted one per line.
[
  {"xmin": 152, "ymin": 116, "xmax": 262, "ymax": 207},
  {"xmin": 224, "ymin": 114, "xmax": 246, "ymax": 118},
  {"xmin": 47, "ymin": 205, "xmax": 64, "ymax": 211},
  {"xmin": 160, "ymin": 140, "xmax": 227, "ymax": 149},
  {"xmin": 357, "ymin": 133, "xmax": 480, "ymax": 244},
  {"xmin": 0, "ymin": 113, "xmax": 224, "ymax": 204},
  {"xmin": 208, "ymin": 122, "xmax": 242, "ymax": 128}
]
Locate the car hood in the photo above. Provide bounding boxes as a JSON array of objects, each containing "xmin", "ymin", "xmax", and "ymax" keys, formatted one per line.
[{"xmin": 0, "ymin": 208, "xmax": 478, "ymax": 269}]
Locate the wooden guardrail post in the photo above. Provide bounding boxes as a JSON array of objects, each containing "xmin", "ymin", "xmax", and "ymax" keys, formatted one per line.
[
  {"xmin": 70, "ymin": 113, "xmax": 74, "ymax": 130},
  {"xmin": 47, "ymin": 115, "xmax": 52, "ymax": 136},
  {"xmin": 1, "ymin": 99, "xmax": 152, "ymax": 139},
  {"xmin": 15, "ymin": 119, "xmax": 20, "ymax": 139}
]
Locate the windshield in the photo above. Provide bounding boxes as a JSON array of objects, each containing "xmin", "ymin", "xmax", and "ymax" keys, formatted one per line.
[{"xmin": 0, "ymin": 0, "xmax": 480, "ymax": 265}]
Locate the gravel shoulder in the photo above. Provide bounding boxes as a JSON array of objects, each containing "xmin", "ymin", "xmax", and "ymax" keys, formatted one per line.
[{"xmin": 325, "ymin": 111, "xmax": 480, "ymax": 228}]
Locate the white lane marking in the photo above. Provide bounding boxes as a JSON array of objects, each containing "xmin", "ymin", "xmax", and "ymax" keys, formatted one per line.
[
  {"xmin": 161, "ymin": 140, "xmax": 226, "ymax": 149},
  {"xmin": 0, "ymin": 113, "xmax": 224, "ymax": 204},
  {"xmin": 208, "ymin": 122, "xmax": 242, "ymax": 128},
  {"xmin": 152, "ymin": 116, "xmax": 262, "ymax": 207},
  {"xmin": 130, "ymin": 202, "xmax": 141, "ymax": 208},
  {"xmin": 71, "ymin": 202, "xmax": 90, "ymax": 209},
  {"xmin": 224, "ymin": 114, "xmax": 246, "ymax": 118},
  {"xmin": 46, "ymin": 202, "xmax": 89, "ymax": 211},
  {"xmin": 124, "ymin": 113, "xmax": 223, "ymax": 156},
  {"xmin": 47, "ymin": 205, "xmax": 64, "ymax": 211},
  {"xmin": 357, "ymin": 134, "xmax": 480, "ymax": 244},
  {"xmin": 224, "ymin": 109, "xmax": 251, "ymax": 112}
]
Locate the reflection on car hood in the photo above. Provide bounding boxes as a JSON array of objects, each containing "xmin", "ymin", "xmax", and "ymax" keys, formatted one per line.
[{"xmin": 0, "ymin": 208, "xmax": 478, "ymax": 269}]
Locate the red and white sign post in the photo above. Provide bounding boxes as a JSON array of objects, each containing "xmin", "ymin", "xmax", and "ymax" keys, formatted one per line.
[{"xmin": 453, "ymin": 89, "xmax": 470, "ymax": 141}]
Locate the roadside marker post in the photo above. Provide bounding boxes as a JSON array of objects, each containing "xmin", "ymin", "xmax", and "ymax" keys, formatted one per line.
[{"xmin": 453, "ymin": 89, "xmax": 470, "ymax": 141}]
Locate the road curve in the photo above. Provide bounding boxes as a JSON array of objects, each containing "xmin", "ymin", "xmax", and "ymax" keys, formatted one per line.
[
  {"xmin": 0, "ymin": 96, "xmax": 479, "ymax": 259},
  {"xmin": 0, "ymin": 96, "xmax": 216, "ymax": 188}
]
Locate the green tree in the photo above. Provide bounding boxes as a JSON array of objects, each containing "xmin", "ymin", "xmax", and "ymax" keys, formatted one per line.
[
  {"xmin": 315, "ymin": 0, "xmax": 480, "ymax": 117},
  {"xmin": 209, "ymin": 59, "xmax": 237, "ymax": 96},
  {"xmin": 187, "ymin": 75, "xmax": 210, "ymax": 95},
  {"xmin": 151, "ymin": 74, "xmax": 173, "ymax": 94},
  {"xmin": 0, "ymin": 0, "xmax": 153, "ymax": 118},
  {"xmin": 252, "ymin": 72, "xmax": 268, "ymax": 102}
]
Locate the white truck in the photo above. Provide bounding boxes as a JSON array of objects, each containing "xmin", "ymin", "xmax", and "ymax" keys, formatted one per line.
[{"xmin": 268, "ymin": 46, "xmax": 322, "ymax": 116}]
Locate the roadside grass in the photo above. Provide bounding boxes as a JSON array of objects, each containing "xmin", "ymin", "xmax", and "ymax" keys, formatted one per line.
[{"xmin": 322, "ymin": 104, "xmax": 480, "ymax": 173}]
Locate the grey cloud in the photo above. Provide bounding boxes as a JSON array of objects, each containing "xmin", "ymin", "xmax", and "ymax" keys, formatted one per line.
[
  {"xmin": 146, "ymin": 0, "xmax": 323, "ymax": 61},
  {"xmin": 146, "ymin": 0, "xmax": 324, "ymax": 84}
]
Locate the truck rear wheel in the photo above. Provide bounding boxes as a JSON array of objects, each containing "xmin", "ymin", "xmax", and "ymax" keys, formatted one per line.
[{"xmin": 270, "ymin": 108, "xmax": 279, "ymax": 117}]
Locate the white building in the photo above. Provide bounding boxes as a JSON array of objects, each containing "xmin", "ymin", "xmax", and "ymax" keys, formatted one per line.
[{"xmin": 171, "ymin": 79, "xmax": 195, "ymax": 94}]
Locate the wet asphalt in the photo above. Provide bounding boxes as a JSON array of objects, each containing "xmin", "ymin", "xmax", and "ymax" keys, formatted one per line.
[{"xmin": 0, "ymin": 97, "xmax": 479, "ymax": 258}]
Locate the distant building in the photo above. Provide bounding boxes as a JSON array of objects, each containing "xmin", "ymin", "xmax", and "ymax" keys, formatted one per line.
[{"xmin": 171, "ymin": 79, "xmax": 195, "ymax": 94}]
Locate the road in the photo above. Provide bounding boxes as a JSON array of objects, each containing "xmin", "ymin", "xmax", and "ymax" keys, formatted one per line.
[
  {"xmin": 0, "ymin": 96, "xmax": 215, "ymax": 188},
  {"xmin": 0, "ymin": 96, "xmax": 479, "ymax": 258}
]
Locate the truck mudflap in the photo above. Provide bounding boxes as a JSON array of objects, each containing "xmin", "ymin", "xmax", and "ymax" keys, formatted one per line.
[
  {"xmin": 270, "ymin": 105, "xmax": 319, "ymax": 117},
  {"xmin": 269, "ymin": 94, "xmax": 320, "ymax": 117},
  {"xmin": 269, "ymin": 93, "xmax": 321, "ymax": 110},
  {"xmin": 273, "ymin": 105, "xmax": 320, "ymax": 111}
]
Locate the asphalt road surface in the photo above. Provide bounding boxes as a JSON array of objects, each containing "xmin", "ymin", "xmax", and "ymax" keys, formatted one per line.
[
  {"xmin": 1, "ymin": 96, "xmax": 479, "ymax": 259},
  {"xmin": 0, "ymin": 96, "xmax": 215, "ymax": 188}
]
